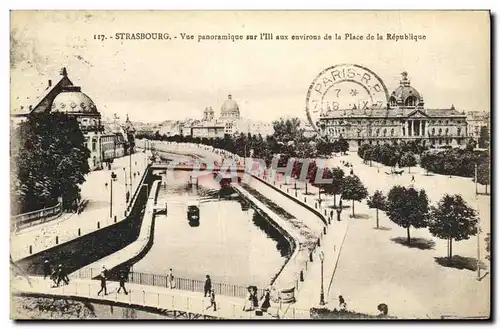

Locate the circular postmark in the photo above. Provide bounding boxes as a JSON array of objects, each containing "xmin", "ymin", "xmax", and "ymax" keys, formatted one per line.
[{"xmin": 306, "ymin": 64, "xmax": 390, "ymax": 133}]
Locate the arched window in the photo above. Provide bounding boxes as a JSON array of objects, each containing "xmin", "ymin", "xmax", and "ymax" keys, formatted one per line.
[
  {"xmin": 438, "ymin": 128, "xmax": 442, "ymax": 136},
  {"xmin": 389, "ymin": 97, "xmax": 397, "ymax": 107},
  {"xmin": 376, "ymin": 128, "xmax": 380, "ymax": 136},
  {"xmin": 405, "ymin": 96, "xmax": 417, "ymax": 107},
  {"xmin": 457, "ymin": 127, "xmax": 461, "ymax": 136},
  {"xmin": 432, "ymin": 128, "xmax": 435, "ymax": 136},
  {"xmin": 445, "ymin": 128, "xmax": 449, "ymax": 136},
  {"xmin": 391, "ymin": 128, "xmax": 394, "ymax": 136},
  {"xmin": 383, "ymin": 129, "xmax": 387, "ymax": 137}
]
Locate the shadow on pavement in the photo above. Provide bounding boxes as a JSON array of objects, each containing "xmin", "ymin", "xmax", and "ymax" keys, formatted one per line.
[
  {"xmin": 434, "ymin": 256, "xmax": 488, "ymax": 271},
  {"xmin": 391, "ymin": 237, "xmax": 435, "ymax": 250}
]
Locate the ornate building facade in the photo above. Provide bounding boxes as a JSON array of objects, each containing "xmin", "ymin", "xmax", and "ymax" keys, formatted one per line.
[{"xmin": 318, "ymin": 72, "xmax": 469, "ymax": 149}]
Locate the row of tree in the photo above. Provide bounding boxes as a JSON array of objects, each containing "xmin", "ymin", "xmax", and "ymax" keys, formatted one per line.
[
  {"xmin": 367, "ymin": 187, "xmax": 478, "ymax": 259},
  {"xmin": 420, "ymin": 148, "xmax": 490, "ymax": 185},
  {"xmin": 358, "ymin": 143, "xmax": 418, "ymax": 172},
  {"xmin": 137, "ymin": 117, "xmax": 350, "ymax": 166},
  {"xmin": 11, "ymin": 112, "xmax": 91, "ymax": 214}
]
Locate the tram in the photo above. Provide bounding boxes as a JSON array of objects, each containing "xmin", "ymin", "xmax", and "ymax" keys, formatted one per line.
[{"xmin": 187, "ymin": 201, "xmax": 200, "ymax": 224}]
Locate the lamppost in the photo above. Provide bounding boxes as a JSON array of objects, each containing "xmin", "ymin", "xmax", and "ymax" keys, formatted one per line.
[
  {"xmin": 123, "ymin": 167, "xmax": 127, "ymax": 191},
  {"xmin": 110, "ymin": 171, "xmax": 117, "ymax": 218},
  {"xmin": 319, "ymin": 250, "xmax": 325, "ymax": 306}
]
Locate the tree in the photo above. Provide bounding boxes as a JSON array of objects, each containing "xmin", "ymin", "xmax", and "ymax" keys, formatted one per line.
[
  {"xmin": 477, "ymin": 160, "xmax": 490, "ymax": 194},
  {"xmin": 478, "ymin": 126, "xmax": 489, "ymax": 149},
  {"xmin": 399, "ymin": 152, "xmax": 417, "ymax": 173},
  {"xmin": 428, "ymin": 194, "xmax": 478, "ymax": 259},
  {"xmin": 386, "ymin": 186, "xmax": 429, "ymax": 245},
  {"xmin": 329, "ymin": 167, "xmax": 344, "ymax": 208},
  {"xmin": 272, "ymin": 117, "xmax": 304, "ymax": 145},
  {"xmin": 337, "ymin": 136, "xmax": 349, "ymax": 154},
  {"xmin": 341, "ymin": 174, "xmax": 368, "ymax": 217},
  {"xmin": 316, "ymin": 138, "xmax": 334, "ymax": 158},
  {"xmin": 11, "ymin": 112, "xmax": 90, "ymax": 213},
  {"xmin": 367, "ymin": 190, "xmax": 387, "ymax": 229}
]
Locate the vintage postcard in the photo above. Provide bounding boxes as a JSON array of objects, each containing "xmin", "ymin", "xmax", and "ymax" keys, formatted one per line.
[{"xmin": 10, "ymin": 10, "xmax": 491, "ymax": 320}]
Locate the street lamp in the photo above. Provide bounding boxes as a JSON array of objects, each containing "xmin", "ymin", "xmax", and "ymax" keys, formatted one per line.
[
  {"xmin": 123, "ymin": 167, "xmax": 127, "ymax": 191},
  {"xmin": 110, "ymin": 171, "xmax": 117, "ymax": 218},
  {"xmin": 319, "ymin": 250, "xmax": 325, "ymax": 306}
]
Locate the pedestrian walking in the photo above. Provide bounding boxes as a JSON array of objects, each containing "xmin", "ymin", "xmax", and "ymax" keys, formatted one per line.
[
  {"xmin": 205, "ymin": 289, "xmax": 217, "ymax": 311},
  {"xmin": 260, "ymin": 288, "xmax": 271, "ymax": 313},
  {"xmin": 167, "ymin": 268, "xmax": 175, "ymax": 289},
  {"xmin": 43, "ymin": 259, "xmax": 51, "ymax": 280},
  {"xmin": 339, "ymin": 295, "xmax": 347, "ymax": 310},
  {"xmin": 411, "ymin": 175, "xmax": 415, "ymax": 183},
  {"xmin": 204, "ymin": 275, "xmax": 212, "ymax": 297},
  {"xmin": 98, "ymin": 266, "xmax": 108, "ymax": 296},
  {"xmin": 117, "ymin": 273, "xmax": 128, "ymax": 295},
  {"xmin": 126, "ymin": 191, "xmax": 130, "ymax": 203},
  {"xmin": 105, "ymin": 182, "xmax": 108, "ymax": 189}
]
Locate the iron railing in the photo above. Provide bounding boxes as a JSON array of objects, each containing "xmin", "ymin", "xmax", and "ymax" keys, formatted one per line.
[
  {"xmin": 11, "ymin": 202, "xmax": 62, "ymax": 231},
  {"xmin": 76, "ymin": 268, "xmax": 264, "ymax": 299}
]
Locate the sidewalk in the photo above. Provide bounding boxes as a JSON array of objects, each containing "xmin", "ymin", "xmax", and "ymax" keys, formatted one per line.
[
  {"xmin": 11, "ymin": 152, "xmax": 150, "ymax": 262},
  {"xmin": 11, "ymin": 276, "xmax": 310, "ymax": 319}
]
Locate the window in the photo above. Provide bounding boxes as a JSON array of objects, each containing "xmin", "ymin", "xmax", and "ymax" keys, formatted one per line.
[
  {"xmin": 457, "ymin": 127, "xmax": 461, "ymax": 136},
  {"xmin": 92, "ymin": 139, "xmax": 97, "ymax": 151},
  {"xmin": 438, "ymin": 128, "xmax": 442, "ymax": 136},
  {"xmin": 391, "ymin": 128, "xmax": 394, "ymax": 136},
  {"xmin": 405, "ymin": 96, "xmax": 417, "ymax": 107},
  {"xmin": 383, "ymin": 129, "xmax": 387, "ymax": 137},
  {"xmin": 445, "ymin": 128, "xmax": 449, "ymax": 136},
  {"xmin": 389, "ymin": 97, "xmax": 397, "ymax": 107},
  {"xmin": 432, "ymin": 128, "xmax": 435, "ymax": 136}
]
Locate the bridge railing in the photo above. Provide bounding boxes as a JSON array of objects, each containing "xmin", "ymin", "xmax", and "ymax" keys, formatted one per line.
[
  {"xmin": 76, "ymin": 269, "xmax": 264, "ymax": 300},
  {"xmin": 11, "ymin": 202, "xmax": 63, "ymax": 232}
]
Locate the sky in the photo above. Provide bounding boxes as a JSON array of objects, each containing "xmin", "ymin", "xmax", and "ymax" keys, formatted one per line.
[{"xmin": 10, "ymin": 11, "xmax": 490, "ymax": 123}]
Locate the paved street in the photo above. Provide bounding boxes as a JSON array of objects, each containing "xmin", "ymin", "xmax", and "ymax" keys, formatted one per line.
[{"xmin": 11, "ymin": 152, "xmax": 150, "ymax": 261}]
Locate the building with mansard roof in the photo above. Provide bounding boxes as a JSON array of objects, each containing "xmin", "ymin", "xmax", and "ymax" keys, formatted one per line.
[{"xmin": 318, "ymin": 72, "xmax": 469, "ymax": 149}]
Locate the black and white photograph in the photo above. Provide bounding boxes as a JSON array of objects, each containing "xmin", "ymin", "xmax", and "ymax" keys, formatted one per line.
[{"xmin": 9, "ymin": 10, "xmax": 491, "ymax": 320}]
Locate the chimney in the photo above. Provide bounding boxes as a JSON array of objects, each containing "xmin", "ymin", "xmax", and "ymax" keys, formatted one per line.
[{"xmin": 48, "ymin": 79, "xmax": 52, "ymax": 88}]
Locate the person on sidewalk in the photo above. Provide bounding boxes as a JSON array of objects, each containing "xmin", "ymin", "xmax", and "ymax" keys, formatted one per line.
[
  {"xmin": 117, "ymin": 273, "xmax": 128, "ymax": 295},
  {"xmin": 339, "ymin": 295, "xmax": 347, "ymax": 310},
  {"xmin": 205, "ymin": 289, "xmax": 217, "ymax": 311},
  {"xmin": 204, "ymin": 275, "xmax": 212, "ymax": 297},
  {"xmin": 260, "ymin": 288, "xmax": 271, "ymax": 313},
  {"xmin": 43, "ymin": 259, "xmax": 51, "ymax": 280},
  {"xmin": 411, "ymin": 175, "xmax": 415, "ymax": 183},
  {"xmin": 167, "ymin": 268, "xmax": 175, "ymax": 289},
  {"xmin": 98, "ymin": 266, "xmax": 108, "ymax": 296}
]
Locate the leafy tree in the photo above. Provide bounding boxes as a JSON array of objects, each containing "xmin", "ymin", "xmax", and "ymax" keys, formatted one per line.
[
  {"xmin": 272, "ymin": 117, "xmax": 304, "ymax": 145},
  {"xmin": 478, "ymin": 126, "xmax": 489, "ymax": 149},
  {"xmin": 341, "ymin": 174, "xmax": 368, "ymax": 217},
  {"xmin": 316, "ymin": 138, "xmax": 334, "ymax": 157},
  {"xmin": 466, "ymin": 138, "xmax": 477, "ymax": 151},
  {"xmin": 367, "ymin": 190, "xmax": 387, "ymax": 229},
  {"xmin": 399, "ymin": 152, "xmax": 417, "ymax": 173},
  {"xmin": 11, "ymin": 112, "xmax": 90, "ymax": 213},
  {"xmin": 386, "ymin": 186, "xmax": 429, "ymax": 245},
  {"xmin": 329, "ymin": 167, "xmax": 344, "ymax": 208},
  {"xmin": 337, "ymin": 136, "xmax": 349, "ymax": 154},
  {"xmin": 428, "ymin": 194, "xmax": 478, "ymax": 259},
  {"xmin": 476, "ymin": 160, "xmax": 490, "ymax": 194}
]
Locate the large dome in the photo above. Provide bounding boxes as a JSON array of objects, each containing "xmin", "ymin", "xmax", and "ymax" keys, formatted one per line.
[
  {"xmin": 389, "ymin": 72, "xmax": 422, "ymax": 107},
  {"xmin": 51, "ymin": 86, "xmax": 98, "ymax": 113},
  {"xmin": 220, "ymin": 94, "xmax": 240, "ymax": 119}
]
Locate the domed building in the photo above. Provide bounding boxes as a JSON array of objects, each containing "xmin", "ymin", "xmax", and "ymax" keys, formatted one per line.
[
  {"xmin": 50, "ymin": 85, "xmax": 104, "ymax": 170},
  {"xmin": 180, "ymin": 93, "xmax": 273, "ymax": 139},
  {"xmin": 318, "ymin": 71, "xmax": 469, "ymax": 149},
  {"xmin": 220, "ymin": 94, "xmax": 240, "ymax": 121}
]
